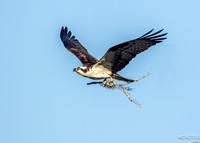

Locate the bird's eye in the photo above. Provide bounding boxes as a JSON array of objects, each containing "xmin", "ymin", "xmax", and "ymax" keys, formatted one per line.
[{"xmin": 77, "ymin": 67, "xmax": 80, "ymax": 70}]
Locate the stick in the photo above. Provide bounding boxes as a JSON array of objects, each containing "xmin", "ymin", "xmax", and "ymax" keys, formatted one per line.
[
  {"xmin": 87, "ymin": 81, "xmax": 103, "ymax": 85},
  {"xmin": 118, "ymin": 84, "xmax": 141, "ymax": 108},
  {"xmin": 133, "ymin": 71, "xmax": 152, "ymax": 82}
]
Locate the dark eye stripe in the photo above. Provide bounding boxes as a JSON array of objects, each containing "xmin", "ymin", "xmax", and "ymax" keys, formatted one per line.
[{"xmin": 80, "ymin": 68, "xmax": 88, "ymax": 73}]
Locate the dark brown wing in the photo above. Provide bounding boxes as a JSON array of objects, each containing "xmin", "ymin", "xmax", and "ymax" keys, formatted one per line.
[
  {"xmin": 60, "ymin": 27, "xmax": 98, "ymax": 67},
  {"xmin": 95, "ymin": 29, "xmax": 167, "ymax": 73}
]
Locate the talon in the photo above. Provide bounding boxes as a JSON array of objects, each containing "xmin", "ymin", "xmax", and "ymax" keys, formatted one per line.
[
  {"xmin": 109, "ymin": 82, "xmax": 114, "ymax": 87},
  {"xmin": 106, "ymin": 81, "xmax": 110, "ymax": 87},
  {"xmin": 102, "ymin": 80, "xmax": 107, "ymax": 87},
  {"xmin": 109, "ymin": 78, "xmax": 117, "ymax": 87}
]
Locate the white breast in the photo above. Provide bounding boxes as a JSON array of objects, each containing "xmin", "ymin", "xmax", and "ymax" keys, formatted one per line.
[{"xmin": 77, "ymin": 66, "xmax": 111, "ymax": 79}]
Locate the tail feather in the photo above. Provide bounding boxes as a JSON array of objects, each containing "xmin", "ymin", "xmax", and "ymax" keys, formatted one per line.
[{"xmin": 112, "ymin": 74, "xmax": 134, "ymax": 83}]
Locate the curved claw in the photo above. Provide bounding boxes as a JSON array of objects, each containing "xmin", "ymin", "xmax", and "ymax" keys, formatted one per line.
[{"xmin": 102, "ymin": 80, "xmax": 117, "ymax": 88}]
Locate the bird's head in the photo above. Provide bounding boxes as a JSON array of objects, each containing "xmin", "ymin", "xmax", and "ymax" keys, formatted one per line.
[
  {"xmin": 73, "ymin": 66, "xmax": 88, "ymax": 74},
  {"xmin": 73, "ymin": 67, "xmax": 79, "ymax": 72}
]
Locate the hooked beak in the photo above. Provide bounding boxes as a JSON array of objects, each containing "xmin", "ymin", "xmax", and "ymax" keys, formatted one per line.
[{"xmin": 73, "ymin": 68, "xmax": 76, "ymax": 72}]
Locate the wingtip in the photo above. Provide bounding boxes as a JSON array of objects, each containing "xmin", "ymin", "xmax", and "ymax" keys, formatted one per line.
[
  {"xmin": 61, "ymin": 26, "xmax": 68, "ymax": 32},
  {"xmin": 139, "ymin": 29, "xmax": 154, "ymax": 38},
  {"xmin": 60, "ymin": 26, "xmax": 75, "ymax": 44},
  {"xmin": 60, "ymin": 26, "xmax": 68, "ymax": 42},
  {"xmin": 61, "ymin": 26, "xmax": 65, "ymax": 33},
  {"xmin": 60, "ymin": 27, "xmax": 64, "ymax": 40},
  {"xmin": 143, "ymin": 29, "xmax": 167, "ymax": 39}
]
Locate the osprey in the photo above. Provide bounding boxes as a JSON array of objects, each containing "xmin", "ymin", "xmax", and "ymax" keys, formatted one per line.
[{"xmin": 60, "ymin": 27, "xmax": 167, "ymax": 85}]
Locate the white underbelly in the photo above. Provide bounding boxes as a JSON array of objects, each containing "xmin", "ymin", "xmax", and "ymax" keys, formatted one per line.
[
  {"xmin": 78, "ymin": 67, "xmax": 111, "ymax": 79},
  {"xmin": 86, "ymin": 72, "xmax": 110, "ymax": 79}
]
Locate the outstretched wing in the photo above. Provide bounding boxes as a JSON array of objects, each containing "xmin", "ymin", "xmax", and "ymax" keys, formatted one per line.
[
  {"xmin": 95, "ymin": 29, "xmax": 167, "ymax": 73},
  {"xmin": 60, "ymin": 27, "xmax": 98, "ymax": 67}
]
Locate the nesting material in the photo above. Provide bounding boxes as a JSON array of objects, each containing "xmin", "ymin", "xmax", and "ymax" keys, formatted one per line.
[{"xmin": 87, "ymin": 72, "xmax": 151, "ymax": 108}]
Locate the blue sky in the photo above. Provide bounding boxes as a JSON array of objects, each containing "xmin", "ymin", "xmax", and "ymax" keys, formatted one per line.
[{"xmin": 0, "ymin": 0, "xmax": 200, "ymax": 143}]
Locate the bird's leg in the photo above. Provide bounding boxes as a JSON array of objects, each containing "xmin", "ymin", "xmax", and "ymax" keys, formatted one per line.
[
  {"xmin": 102, "ymin": 79, "xmax": 112, "ymax": 88},
  {"xmin": 108, "ymin": 77, "xmax": 117, "ymax": 87},
  {"xmin": 102, "ymin": 77, "xmax": 116, "ymax": 88},
  {"xmin": 102, "ymin": 78, "xmax": 108, "ymax": 87},
  {"xmin": 133, "ymin": 71, "xmax": 151, "ymax": 82}
]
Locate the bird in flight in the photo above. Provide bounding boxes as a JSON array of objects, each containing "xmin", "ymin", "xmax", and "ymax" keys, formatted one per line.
[{"xmin": 60, "ymin": 27, "xmax": 167, "ymax": 87}]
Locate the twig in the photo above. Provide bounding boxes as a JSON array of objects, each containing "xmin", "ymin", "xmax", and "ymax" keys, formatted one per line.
[
  {"xmin": 133, "ymin": 71, "xmax": 152, "ymax": 82},
  {"xmin": 117, "ymin": 84, "xmax": 141, "ymax": 108},
  {"xmin": 86, "ymin": 71, "xmax": 151, "ymax": 107},
  {"xmin": 87, "ymin": 81, "xmax": 103, "ymax": 85},
  {"xmin": 87, "ymin": 80, "xmax": 140, "ymax": 107}
]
